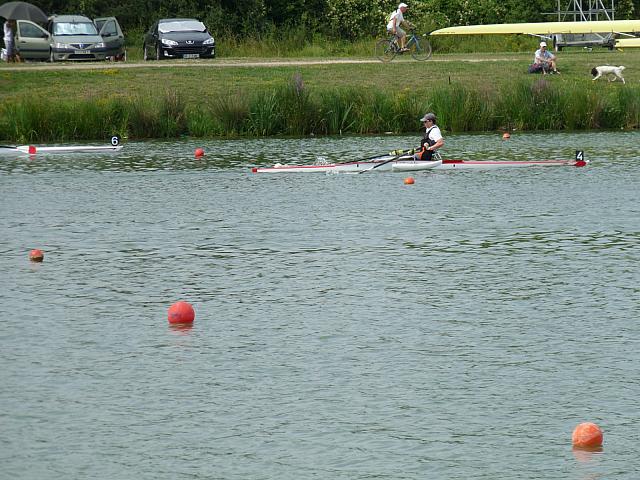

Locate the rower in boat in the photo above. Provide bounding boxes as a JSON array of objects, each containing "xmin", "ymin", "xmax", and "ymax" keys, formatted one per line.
[{"xmin": 414, "ymin": 112, "xmax": 444, "ymax": 162}]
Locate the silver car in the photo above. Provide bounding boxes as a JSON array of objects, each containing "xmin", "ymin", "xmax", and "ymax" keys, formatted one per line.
[
  {"xmin": 48, "ymin": 15, "xmax": 107, "ymax": 61},
  {"xmin": 14, "ymin": 15, "xmax": 125, "ymax": 61}
]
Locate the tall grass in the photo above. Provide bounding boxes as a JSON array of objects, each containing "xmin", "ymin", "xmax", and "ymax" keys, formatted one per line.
[
  {"xmin": 1, "ymin": 76, "xmax": 639, "ymax": 142},
  {"xmin": 123, "ymin": 26, "xmax": 377, "ymax": 61}
]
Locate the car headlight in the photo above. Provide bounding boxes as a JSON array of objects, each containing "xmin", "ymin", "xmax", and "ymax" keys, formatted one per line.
[
  {"xmin": 203, "ymin": 37, "xmax": 215, "ymax": 45},
  {"xmin": 53, "ymin": 42, "xmax": 72, "ymax": 49},
  {"xmin": 161, "ymin": 38, "xmax": 178, "ymax": 46},
  {"xmin": 94, "ymin": 42, "xmax": 105, "ymax": 48}
]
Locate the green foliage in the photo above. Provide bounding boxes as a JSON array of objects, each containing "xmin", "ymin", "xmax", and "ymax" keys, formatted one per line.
[
  {"xmin": 3, "ymin": 77, "xmax": 640, "ymax": 142},
  {"xmin": 318, "ymin": 88, "xmax": 358, "ymax": 134},
  {"xmin": 210, "ymin": 95, "xmax": 250, "ymax": 137},
  {"xmin": 28, "ymin": 0, "xmax": 640, "ymax": 42},
  {"xmin": 325, "ymin": 0, "xmax": 389, "ymax": 39}
]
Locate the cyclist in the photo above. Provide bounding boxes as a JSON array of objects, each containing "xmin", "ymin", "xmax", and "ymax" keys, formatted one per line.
[
  {"xmin": 414, "ymin": 113, "xmax": 444, "ymax": 161},
  {"xmin": 386, "ymin": 3, "xmax": 414, "ymax": 52}
]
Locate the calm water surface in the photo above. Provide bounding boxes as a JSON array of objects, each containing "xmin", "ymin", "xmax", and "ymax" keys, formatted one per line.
[{"xmin": 1, "ymin": 132, "xmax": 639, "ymax": 479}]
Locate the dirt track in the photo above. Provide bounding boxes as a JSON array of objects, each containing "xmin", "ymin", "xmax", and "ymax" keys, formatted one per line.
[{"xmin": 0, "ymin": 55, "xmax": 522, "ymax": 71}]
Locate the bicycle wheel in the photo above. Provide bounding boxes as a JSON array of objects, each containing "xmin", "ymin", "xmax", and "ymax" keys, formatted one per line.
[
  {"xmin": 410, "ymin": 35, "xmax": 432, "ymax": 61},
  {"xmin": 375, "ymin": 38, "xmax": 397, "ymax": 63}
]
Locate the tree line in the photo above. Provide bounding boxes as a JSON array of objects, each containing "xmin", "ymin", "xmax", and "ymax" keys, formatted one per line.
[{"xmin": 30, "ymin": 0, "xmax": 639, "ymax": 39}]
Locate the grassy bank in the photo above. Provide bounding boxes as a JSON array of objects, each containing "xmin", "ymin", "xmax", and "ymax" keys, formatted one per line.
[
  {"xmin": 118, "ymin": 29, "xmax": 542, "ymax": 61},
  {"xmin": 1, "ymin": 49, "xmax": 639, "ymax": 142}
]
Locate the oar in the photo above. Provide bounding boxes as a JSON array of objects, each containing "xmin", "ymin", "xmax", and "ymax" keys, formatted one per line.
[
  {"xmin": 357, "ymin": 153, "xmax": 406, "ymax": 174},
  {"xmin": 353, "ymin": 148, "xmax": 412, "ymax": 163}
]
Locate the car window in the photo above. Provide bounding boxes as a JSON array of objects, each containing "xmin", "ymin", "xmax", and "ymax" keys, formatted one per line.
[
  {"xmin": 99, "ymin": 20, "xmax": 117, "ymax": 36},
  {"xmin": 158, "ymin": 20, "xmax": 206, "ymax": 33},
  {"xmin": 19, "ymin": 23, "xmax": 47, "ymax": 38},
  {"xmin": 53, "ymin": 22, "xmax": 98, "ymax": 36}
]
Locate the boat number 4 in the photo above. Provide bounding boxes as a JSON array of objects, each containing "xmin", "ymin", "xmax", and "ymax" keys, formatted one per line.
[
  {"xmin": 575, "ymin": 150, "xmax": 584, "ymax": 161},
  {"xmin": 111, "ymin": 135, "xmax": 121, "ymax": 146}
]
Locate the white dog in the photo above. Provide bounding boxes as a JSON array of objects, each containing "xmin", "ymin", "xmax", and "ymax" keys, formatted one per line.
[{"xmin": 591, "ymin": 65, "xmax": 626, "ymax": 84}]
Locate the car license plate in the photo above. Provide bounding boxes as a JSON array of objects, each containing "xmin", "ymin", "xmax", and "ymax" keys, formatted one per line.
[
  {"xmin": 74, "ymin": 49, "xmax": 89, "ymax": 54},
  {"xmin": 183, "ymin": 53, "xmax": 199, "ymax": 59}
]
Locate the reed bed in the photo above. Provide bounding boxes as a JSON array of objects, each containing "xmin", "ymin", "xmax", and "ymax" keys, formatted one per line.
[{"xmin": 1, "ymin": 76, "xmax": 639, "ymax": 142}]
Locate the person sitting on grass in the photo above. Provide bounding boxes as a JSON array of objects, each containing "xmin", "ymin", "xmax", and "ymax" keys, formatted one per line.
[
  {"xmin": 529, "ymin": 41, "xmax": 559, "ymax": 75},
  {"xmin": 386, "ymin": 3, "xmax": 414, "ymax": 53}
]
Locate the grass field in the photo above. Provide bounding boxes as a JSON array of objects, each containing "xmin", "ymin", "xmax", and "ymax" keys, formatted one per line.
[
  {"xmin": 3, "ymin": 49, "xmax": 638, "ymax": 102},
  {"xmin": 1, "ymin": 47, "xmax": 639, "ymax": 142}
]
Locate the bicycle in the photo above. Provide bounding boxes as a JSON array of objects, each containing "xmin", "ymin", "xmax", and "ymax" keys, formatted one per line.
[{"xmin": 375, "ymin": 29, "xmax": 432, "ymax": 62}]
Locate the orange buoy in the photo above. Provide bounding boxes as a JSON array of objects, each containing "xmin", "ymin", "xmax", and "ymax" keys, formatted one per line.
[
  {"xmin": 502, "ymin": 132, "xmax": 511, "ymax": 140},
  {"xmin": 168, "ymin": 301, "xmax": 195, "ymax": 325},
  {"xmin": 29, "ymin": 249, "xmax": 44, "ymax": 262},
  {"xmin": 572, "ymin": 422, "xmax": 603, "ymax": 449},
  {"xmin": 194, "ymin": 148, "xmax": 205, "ymax": 158},
  {"xmin": 404, "ymin": 177, "xmax": 415, "ymax": 185}
]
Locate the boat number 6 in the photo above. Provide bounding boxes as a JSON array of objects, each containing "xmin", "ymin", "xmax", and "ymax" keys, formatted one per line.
[
  {"xmin": 111, "ymin": 135, "xmax": 121, "ymax": 146},
  {"xmin": 575, "ymin": 150, "xmax": 584, "ymax": 161}
]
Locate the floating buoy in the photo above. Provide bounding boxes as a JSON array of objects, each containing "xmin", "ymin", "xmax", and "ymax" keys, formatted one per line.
[
  {"xmin": 28, "ymin": 145, "xmax": 37, "ymax": 154},
  {"xmin": 502, "ymin": 132, "xmax": 511, "ymax": 140},
  {"xmin": 29, "ymin": 249, "xmax": 44, "ymax": 262},
  {"xmin": 404, "ymin": 177, "xmax": 415, "ymax": 185},
  {"xmin": 572, "ymin": 422, "xmax": 603, "ymax": 449},
  {"xmin": 168, "ymin": 301, "xmax": 195, "ymax": 325},
  {"xmin": 194, "ymin": 148, "xmax": 205, "ymax": 158}
]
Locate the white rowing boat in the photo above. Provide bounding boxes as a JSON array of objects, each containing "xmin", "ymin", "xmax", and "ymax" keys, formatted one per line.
[
  {"xmin": 252, "ymin": 155, "xmax": 442, "ymax": 173},
  {"xmin": 0, "ymin": 135, "xmax": 123, "ymax": 155},
  {"xmin": 434, "ymin": 158, "xmax": 587, "ymax": 169},
  {"xmin": 0, "ymin": 144, "xmax": 123, "ymax": 155},
  {"xmin": 251, "ymin": 154, "xmax": 588, "ymax": 174}
]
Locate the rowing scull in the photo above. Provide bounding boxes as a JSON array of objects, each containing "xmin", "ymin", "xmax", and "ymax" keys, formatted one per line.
[{"xmin": 251, "ymin": 154, "xmax": 587, "ymax": 173}]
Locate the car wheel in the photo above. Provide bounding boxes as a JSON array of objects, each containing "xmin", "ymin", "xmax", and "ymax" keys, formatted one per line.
[
  {"xmin": 156, "ymin": 43, "xmax": 162, "ymax": 60},
  {"xmin": 143, "ymin": 44, "xmax": 148, "ymax": 61}
]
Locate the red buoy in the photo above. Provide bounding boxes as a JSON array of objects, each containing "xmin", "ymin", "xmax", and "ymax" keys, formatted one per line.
[
  {"xmin": 29, "ymin": 249, "xmax": 44, "ymax": 262},
  {"xmin": 572, "ymin": 422, "xmax": 603, "ymax": 449},
  {"xmin": 28, "ymin": 145, "xmax": 37, "ymax": 154},
  {"xmin": 168, "ymin": 301, "xmax": 195, "ymax": 325},
  {"xmin": 194, "ymin": 148, "xmax": 205, "ymax": 158},
  {"xmin": 404, "ymin": 177, "xmax": 415, "ymax": 185}
]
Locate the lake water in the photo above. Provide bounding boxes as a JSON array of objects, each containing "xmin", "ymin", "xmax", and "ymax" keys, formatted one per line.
[{"xmin": 1, "ymin": 131, "xmax": 639, "ymax": 479}]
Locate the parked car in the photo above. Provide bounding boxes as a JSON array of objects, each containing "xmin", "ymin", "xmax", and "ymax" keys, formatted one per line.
[
  {"xmin": 94, "ymin": 17, "xmax": 126, "ymax": 60},
  {"xmin": 143, "ymin": 18, "xmax": 215, "ymax": 60},
  {"xmin": 14, "ymin": 15, "xmax": 125, "ymax": 62},
  {"xmin": 14, "ymin": 19, "xmax": 50, "ymax": 60},
  {"xmin": 48, "ymin": 15, "xmax": 107, "ymax": 61}
]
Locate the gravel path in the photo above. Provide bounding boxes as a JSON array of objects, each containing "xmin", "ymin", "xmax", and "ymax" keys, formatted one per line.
[{"xmin": 0, "ymin": 55, "xmax": 523, "ymax": 71}]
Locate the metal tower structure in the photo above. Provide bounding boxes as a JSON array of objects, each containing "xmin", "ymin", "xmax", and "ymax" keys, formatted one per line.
[
  {"xmin": 555, "ymin": 0, "xmax": 616, "ymax": 22},
  {"xmin": 548, "ymin": 0, "xmax": 618, "ymax": 49}
]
